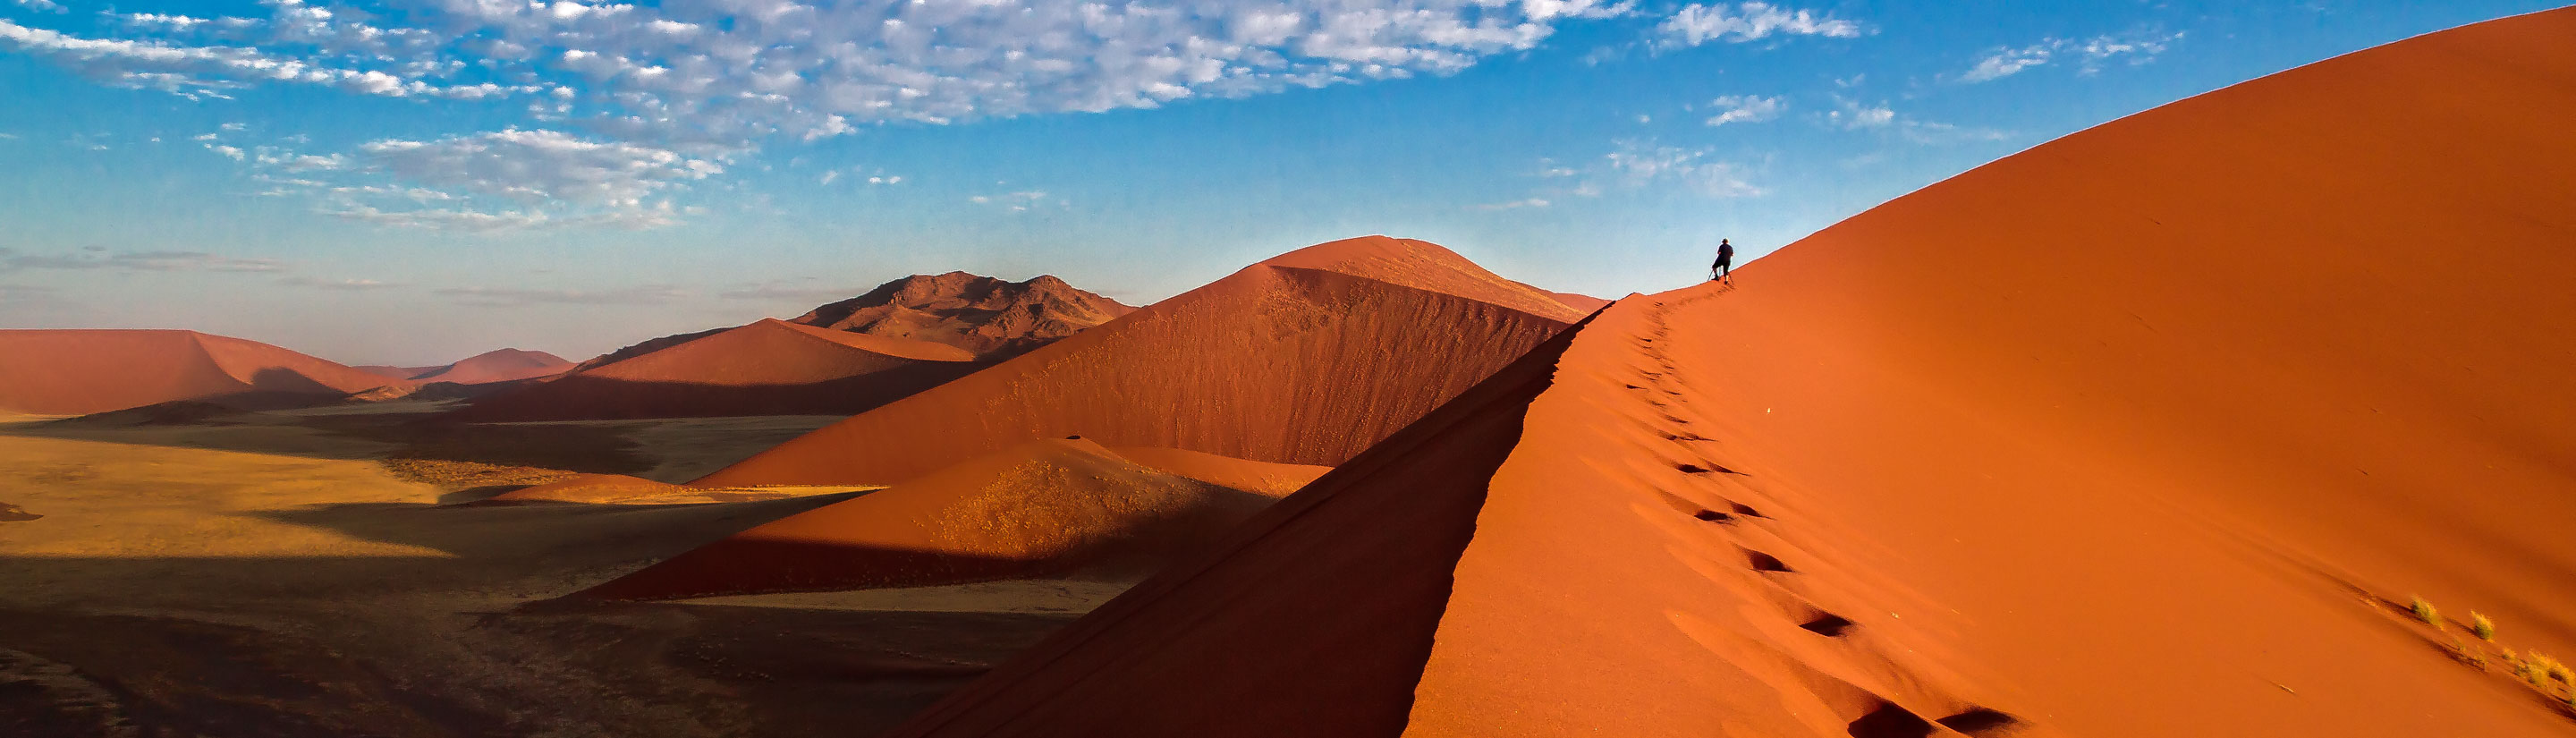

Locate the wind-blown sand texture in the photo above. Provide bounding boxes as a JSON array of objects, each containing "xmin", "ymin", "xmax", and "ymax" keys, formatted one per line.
[
  {"xmin": 447, "ymin": 318, "xmax": 982, "ymax": 421},
  {"xmin": 584, "ymin": 438, "xmax": 1329, "ymax": 599},
  {"xmin": 694, "ymin": 236, "xmax": 1588, "ymax": 487},
  {"xmin": 881, "ymin": 9, "xmax": 2576, "ymax": 736},
  {"xmin": 0, "ymin": 329, "xmax": 402, "ymax": 416}
]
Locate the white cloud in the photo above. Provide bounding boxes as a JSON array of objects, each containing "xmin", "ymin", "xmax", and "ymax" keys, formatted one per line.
[
  {"xmin": 1470, "ymin": 197, "xmax": 1552, "ymax": 210},
  {"xmin": 0, "ymin": 19, "xmax": 531, "ymax": 101},
  {"xmin": 818, "ymin": 170, "xmax": 840, "ymax": 185},
  {"xmin": 1827, "ymin": 98, "xmax": 1896, "ymax": 130},
  {"xmin": 1826, "ymin": 97, "xmax": 2010, "ymax": 144},
  {"xmin": 1961, "ymin": 30, "xmax": 2184, "ymax": 83},
  {"xmin": 359, "ymin": 129, "xmax": 718, "ymax": 206},
  {"xmin": 970, "ymin": 191, "xmax": 1055, "ymax": 211},
  {"xmin": 1603, "ymin": 140, "xmax": 1764, "ymax": 198},
  {"xmin": 1704, "ymin": 94, "xmax": 1785, "ymax": 126},
  {"xmin": 1656, "ymin": 3, "xmax": 1860, "ymax": 49},
  {"xmin": 1962, "ymin": 44, "xmax": 2055, "ymax": 83},
  {"xmin": 6, "ymin": 1, "xmax": 1652, "ymax": 230},
  {"xmin": 4, "ymin": 1, "xmax": 1631, "ymax": 145},
  {"xmin": 0, "ymin": 247, "xmax": 286, "ymax": 273},
  {"xmin": 329, "ymin": 201, "xmax": 682, "ymax": 233},
  {"xmin": 11, "ymin": 0, "xmax": 64, "ymax": 13}
]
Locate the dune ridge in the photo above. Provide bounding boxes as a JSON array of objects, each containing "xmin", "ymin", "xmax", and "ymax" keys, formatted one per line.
[
  {"xmin": 582, "ymin": 438, "xmax": 1326, "ymax": 599},
  {"xmin": 0, "ymin": 329, "xmax": 402, "ymax": 416},
  {"xmin": 404, "ymin": 348, "xmax": 573, "ymax": 385},
  {"xmin": 794, "ymin": 272, "xmax": 1137, "ymax": 359},
  {"xmin": 692, "ymin": 235, "xmax": 1588, "ymax": 488},
  {"xmin": 445, "ymin": 319, "xmax": 983, "ymax": 421},
  {"xmin": 879, "ymin": 8, "xmax": 2576, "ymax": 736}
]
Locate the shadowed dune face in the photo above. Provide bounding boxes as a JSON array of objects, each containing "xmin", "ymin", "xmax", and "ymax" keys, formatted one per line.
[
  {"xmin": 0, "ymin": 330, "xmax": 402, "ymax": 416},
  {"xmin": 582, "ymin": 438, "xmax": 1324, "ymax": 600},
  {"xmin": 445, "ymin": 320, "xmax": 985, "ymax": 421},
  {"xmin": 879, "ymin": 9, "xmax": 2576, "ymax": 737},
  {"xmin": 878, "ymin": 312, "xmax": 1586, "ymax": 738},
  {"xmin": 694, "ymin": 236, "xmax": 1587, "ymax": 488}
]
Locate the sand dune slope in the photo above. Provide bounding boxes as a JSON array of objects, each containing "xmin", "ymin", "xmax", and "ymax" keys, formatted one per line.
[
  {"xmin": 584, "ymin": 438, "xmax": 1321, "ymax": 599},
  {"xmin": 408, "ymin": 348, "xmax": 573, "ymax": 385},
  {"xmin": 793, "ymin": 272, "xmax": 1137, "ymax": 358},
  {"xmin": 447, "ymin": 319, "xmax": 981, "ymax": 420},
  {"xmin": 880, "ymin": 9, "xmax": 2576, "ymax": 736},
  {"xmin": 693, "ymin": 236, "xmax": 1586, "ymax": 487},
  {"xmin": 0, "ymin": 330, "xmax": 402, "ymax": 416}
]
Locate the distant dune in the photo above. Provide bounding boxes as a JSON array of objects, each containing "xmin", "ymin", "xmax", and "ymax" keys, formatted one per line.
[
  {"xmin": 0, "ymin": 330, "xmax": 402, "ymax": 416},
  {"xmin": 583, "ymin": 438, "xmax": 1329, "ymax": 600},
  {"xmin": 406, "ymin": 349, "xmax": 572, "ymax": 385},
  {"xmin": 692, "ymin": 235, "xmax": 1589, "ymax": 487},
  {"xmin": 880, "ymin": 9, "xmax": 2576, "ymax": 737},
  {"xmin": 442, "ymin": 272, "xmax": 1129, "ymax": 421},
  {"xmin": 446, "ymin": 318, "xmax": 981, "ymax": 421},
  {"xmin": 794, "ymin": 272, "xmax": 1136, "ymax": 359}
]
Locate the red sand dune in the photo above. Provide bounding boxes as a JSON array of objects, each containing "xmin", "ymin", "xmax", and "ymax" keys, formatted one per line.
[
  {"xmin": 0, "ymin": 330, "xmax": 402, "ymax": 416},
  {"xmin": 692, "ymin": 236, "xmax": 1588, "ymax": 488},
  {"xmin": 446, "ymin": 318, "xmax": 981, "ymax": 421},
  {"xmin": 445, "ymin": 272, "xmax": 1126, "ymax": 421},
  {"xmin": 583, "ymin": 438, "xmax": 1325, "ymax": 599},
  {"xmin": 405, "ymin": 348, "xmax": 573, "ymax": 385},
  {"xmin": 882, "ymin": 10, "xmax": 2576, "ymax": 737},
  {"xmin": 794, "ymin": 272, "xmax": 1137, "ymax": 359}
]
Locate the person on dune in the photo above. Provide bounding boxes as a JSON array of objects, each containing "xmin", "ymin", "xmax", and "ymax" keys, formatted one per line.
[{"xmin": 1710, "ymin": 239, "xmax": 1735, "ymax": 284}]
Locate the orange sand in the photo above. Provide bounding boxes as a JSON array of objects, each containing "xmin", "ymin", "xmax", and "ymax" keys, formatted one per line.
[
  {"xmin": 881, "ymin": 8, "xmax": 2576, "ymax": 736},
  {"xmin": 793, "ymin": 272, "xmax": 1136, "ymax": 358},
  {"xmin": 0, "ymin": 329, "xmax": 402, "ymax": 416},
  {"xmin": 406, "ymin": 348, "xmax": 572, "ymax": 385},
  {"xmin": 693, "ymin": 236, "xmax": 1586, "ymax": 487},
  {"xmin": 583, "ymin": 438, "xmax": 1314, "ymax": 599},
  {"xmin": 447, "ymin": 319, "xmax": 981, "ymax": 421}
]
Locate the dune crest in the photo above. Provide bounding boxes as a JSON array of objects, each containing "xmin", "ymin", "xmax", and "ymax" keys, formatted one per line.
[
  {"xmin": 445, "ymin": 272, "xmax": 1129, "ymax": 421},
  {"xmin": 691, "ymin": 235, "xmax": 1587, "ymax": 488},
  {"xmin": 794, "ymin": 271, "xmax": 1136, "ymax": 359},
  {"xmin": 583, "ymin": 438, "xmax": 1318, "ymax": 599},
  {"xmin": 880, "ymin": 8, "xmax": 2576, "ymax": 736},
  {"xmin": 445, "ymin": 319, "xmax": 981, "ymax": 421},
  {"xmin": 404, "ymin": 348, "xmax": 573, "ymax": 385},
  {"xmin": 0, "ymin": 330, "xmax": 402, "ymax": 416}
]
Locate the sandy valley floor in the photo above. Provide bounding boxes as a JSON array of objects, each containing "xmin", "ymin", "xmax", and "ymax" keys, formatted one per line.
[{"xmin": 0, "ymin": 406, "xmax": 1121, "ymax": 737}]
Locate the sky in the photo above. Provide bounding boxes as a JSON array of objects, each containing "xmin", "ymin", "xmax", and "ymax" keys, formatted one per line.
[{"xmin": 0, "ymin": 0, "xmax": 2561, "ymax": 365}]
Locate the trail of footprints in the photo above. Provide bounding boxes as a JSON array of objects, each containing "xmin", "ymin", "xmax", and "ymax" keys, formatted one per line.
[{"xmin": 1625, "ymin": 299, "xmax": 2028, "ymax": 738}]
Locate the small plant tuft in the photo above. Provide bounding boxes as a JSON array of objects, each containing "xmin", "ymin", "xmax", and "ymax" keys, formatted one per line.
[
  {"xmin": 2471, "ymin": 612, "xmax": 2497, "ymax": 640},
  {"xmin": 2411, "ymin": 597, "xmax": 2442, "ymax": 628},
  {"xmin": 2529, "ymin": 653, "xmax": 2571, "ymax": 684}
]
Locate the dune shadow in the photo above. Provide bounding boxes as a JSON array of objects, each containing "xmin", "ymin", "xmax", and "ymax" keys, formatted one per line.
[
  {"xmin": 0, "ymin": 579, "xmax": 1078, "ymax": 738},
  {"xmin": 442, "ymin": 361, "xmax": 989, "ymax": 423},
  {"xmin": 238, "ymin": 491, "xmax": 868, "ymax": 563}
]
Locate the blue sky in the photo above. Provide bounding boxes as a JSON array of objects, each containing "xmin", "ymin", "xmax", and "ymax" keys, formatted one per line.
[{"xmin": 0, "ymin": 0, "xmax": 2560, "ymax": 364}]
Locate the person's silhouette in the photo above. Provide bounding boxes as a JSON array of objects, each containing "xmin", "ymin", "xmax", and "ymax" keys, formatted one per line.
[{"xmin": 1710, "ymin": 239, "xmax": 1735, "ymax": 283}]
